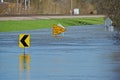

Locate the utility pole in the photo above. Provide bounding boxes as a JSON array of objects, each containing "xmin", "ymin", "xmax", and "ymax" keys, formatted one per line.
[
  {"xmin": 70, "ymin": 0, "xmax": 73, "ymax": 15},
  {"xmin": 16, "ymin": 0, "xmax": 18, "ymax": 14},
  {"xmin": 28, "ymin": 0, "xmax": 30, "ymax": 10},
  {"xmin": 25, "ymin": 0, "xmax": 27, "ymax": 10}
]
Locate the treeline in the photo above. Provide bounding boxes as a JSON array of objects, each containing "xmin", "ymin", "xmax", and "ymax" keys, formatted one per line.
[
  {"xmin": 0, "ymin": 0, "xmax": 95, "ymax": 15},
  {"xmin": 92, "ymin": 0, "xmax": 120, "ymax": 28}
]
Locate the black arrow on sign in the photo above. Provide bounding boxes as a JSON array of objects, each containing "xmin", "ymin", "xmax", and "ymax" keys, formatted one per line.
[{"xmin": 20, "ymin": 35, "xmax": 28, "ymax": 47}]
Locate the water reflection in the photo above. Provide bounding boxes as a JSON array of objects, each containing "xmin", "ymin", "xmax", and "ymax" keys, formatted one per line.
[
  {"xmin": 111, "ymin": 52, "xmax": 120, "ymax": 80},
  {"xmin": 111, "ymin": 29, "xmax": 120, "ymax": 80},
  {"xmin": 19, "ymin": 54, "xmax": 30, "ymax": 80},
  {"xmin": 105, "ymin": 25, "xmax": 114, "ymax": 32},
  {"xmin": 113, "ymin": 31, "xmax": 120, "ymax": 45}
]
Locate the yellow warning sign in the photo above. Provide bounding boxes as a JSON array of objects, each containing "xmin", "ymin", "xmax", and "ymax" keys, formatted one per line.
[
  {"xmin": 19, "ymin": 34, "xmax": 30, "ymax": 48},
  {"xmin": 52, "ymin": 24, "xmax": 66, "ymax": 36}
]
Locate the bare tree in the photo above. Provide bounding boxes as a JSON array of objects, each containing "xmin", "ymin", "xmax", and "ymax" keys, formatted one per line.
[{"xmin": 92, "ymin": 0, "xmax": 120, "ymax": 28}]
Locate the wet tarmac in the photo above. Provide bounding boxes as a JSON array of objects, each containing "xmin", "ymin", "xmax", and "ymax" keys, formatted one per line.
[{"xmin": 0, "ymin": 24, "xmax": 120, "ymax": 80}]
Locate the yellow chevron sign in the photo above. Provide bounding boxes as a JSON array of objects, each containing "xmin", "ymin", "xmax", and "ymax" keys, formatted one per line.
[
  {"xmin": 52, "ymin": 24, "xmax": 66, "ymax": 36},
  {"xmin": 19, "ymin": 34, "xmax": 30, "ymax": 48}
]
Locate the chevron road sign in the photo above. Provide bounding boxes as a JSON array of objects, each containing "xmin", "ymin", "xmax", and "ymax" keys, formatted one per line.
[{"xmin": 19, "ymin": 34, "xmax": 30, "ymax": 48}]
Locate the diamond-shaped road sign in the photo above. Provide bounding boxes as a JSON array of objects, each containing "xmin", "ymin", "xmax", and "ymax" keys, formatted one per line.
[
  {"xmin": 19, "ymin": 34, "xmax": 30, "ymax": 48},
  {"xmin": 52, "ymin": 24, "xmax": 66, "ymax": 36}
]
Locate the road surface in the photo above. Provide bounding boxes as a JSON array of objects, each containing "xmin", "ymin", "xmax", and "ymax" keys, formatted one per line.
[{"xmin": 0, "ymin": 15, "xmax": 105, "ymax": 21}]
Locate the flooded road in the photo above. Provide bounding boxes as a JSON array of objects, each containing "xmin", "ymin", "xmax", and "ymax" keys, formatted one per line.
[{"xmin": 0, "ymin": 25, "xmax": 120, "ymax": 80}]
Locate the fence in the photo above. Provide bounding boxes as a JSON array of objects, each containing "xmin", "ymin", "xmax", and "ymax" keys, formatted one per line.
[
  {"xmin": 0, "ymin": 0, "xmax": 95, "ymax": 16},
  {"xmin": 0, "ymin": 0, "xmax": 72, "ymax": 16}
]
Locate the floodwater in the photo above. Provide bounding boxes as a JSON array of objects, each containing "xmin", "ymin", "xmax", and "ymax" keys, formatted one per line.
[{"xmin": 0, "ymin": 25, "xmax": 120, "ymax": 80}]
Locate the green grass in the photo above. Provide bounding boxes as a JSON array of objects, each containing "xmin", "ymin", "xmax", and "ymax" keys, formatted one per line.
[{"xmin": 0, "ymin": 17, "xmax": 104, "ymax": 32}]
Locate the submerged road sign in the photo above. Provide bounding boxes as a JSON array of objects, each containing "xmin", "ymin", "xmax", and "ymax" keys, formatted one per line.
[
  {"xmin": 19, "ymin": 34, "xmax": 30, "ymax": 48},
  {"xmin": 52, "ymin": 24, "xmax": 66, "ymax": 36}
]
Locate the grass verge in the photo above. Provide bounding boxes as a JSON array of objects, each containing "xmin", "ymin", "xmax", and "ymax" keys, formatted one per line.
[{"xmin": 0, "ymin": 17, "xmax": 104, "ymax": 32}]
